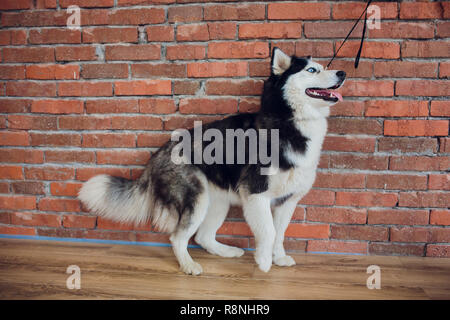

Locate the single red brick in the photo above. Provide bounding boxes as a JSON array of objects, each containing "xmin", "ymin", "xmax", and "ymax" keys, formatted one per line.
[
  {"xmin": 30, "ymin": 133, "xmax": 81, "ymax": 147},
  {"xmin": 76, "ymin": 167, "xmax": 130, "ymax": 181},
  {"xmin": 60, "ymin": 0, "xmax": 114, "ymax": 8},
  {"xmin": 369, "ymin": 22, "xmax": 434, "ymax": 39},
  {"xmin": 336, "ymin": 192, "xmax": 398, "ymax": 207},
  {"xmin": 6, "ymin": 82, "xmax": 56, "ymax": 97},
  {"xmin": 205, "ymin": 4, "xmax": 265, "ymax": 21},
  {"xmin": 329, "ymin": 154, "xmax": 388, "ymax": 170},
  {"xmin": 166, "ymin": 45, "xmax": 206, "ymax": 60},
  {"xmin": 336, "ymin": 41, "xmax": 400, "ymax": 59},
  {"xmin": 168, "ymin": 5, "xmax": 202, "ymax": 22},
  {"xmin": 173, "ymin": 81, "xmax": 200, "ymax": 95},
  {"xmin": 179, "ymin": 98, "xmax": 238, "ymax": 114},
  {"xmin": 8, "ymin": 115, "xmax": 57, "ymax": 130},
  {"xmin": 0, "ymin": 195, "xmax": 36, "ymax": 210},
  {"xmin": 0, "ymin": 131, "xmax": 29, "ymax": 146},
  {"xmin": 97, "ymin": 150, "xmax": 151, "ymax": 165},
  {"xmin": 0, "ymin": 225, "xmax": 36, "ymax": 236},
  {"xmin": 176, "ymin": 24, "xmax": 209, "ymax": 41},
  {"xmin": 437, "ymin": 22, "xmax": 450, "ymax": 38},
  {"xmin": 430, "ymin": 101, "xmax": 450, "ymax": 117},
  {"xmin": 0, "ymin": 0, "xmax": 31, "ymax": 10},
  {"xmin": 111, "ymin": 115, "xmax": 163, "ymax": 130},
  {"xmin": 285, "ymin": 223, "xmax": 329, "ymax": 239},
  {"xmin": 299, "ymin": 190, "xmax": 335, "ymax": 206},
  {"xmin": 396, "ymin": 80, "xmax": 450, "ymax": 97},
  {"xmin": 268, "ymin": 2, "xmax": 330, "ymax": 20},
  {"xmin": 430, "ymin": 210, "xmax": 450, "ymax": 226},
  {"xmin": 400, "ymin": 2, "xmax": 444, "ymax": 19},
  {"xmin": 208, "ymin": 42, "xmax": 269, "ymax": 59},
  {"xmin": 114, "ymin": 80, "xmax": 171, "ymax": 96},
  {"xmin": 63, "ymin": 214, "xmax": 97, "ymax": 229},
  {"xmin": 426, "ymin": 244, "xmax": 450, "ymax": 258},
  {"xmin": 0, "ymin": 99, "xmax": 30, "ymax": 113},
  {"xmin": 59, "ymin": 82, "xmax": 113, "ymax": 97},
  {"xmin": 29, "ymin": 28, "xmax": 81, "ymax": 44},
  {"xmin": 58, "ymin": 115, "xmax": 111, "ymax": 130},
  {"xmin": 331, "ymin": 225, "xmax": 389, "ymax": 241},
  {"xmin": 55, "ymin": 46, "xmax": 97, "ymax": 61},
  {"xmin": 81, "ymin": 63, "xmax": 128, "ymax": 79},
  {"xmin": 11, "ymin": 212, "xmax": 61, "ymax": 227},
  {"xmin": 131, "ymin": 63, "xmax": 186, "ymax": 78},
  {"xmin": 0, "ymin": 149, "xmax": 43, "ymax": 164},
  {"xmin": 306, "ymin": 207, "xmax": 366, "ymax": 224},
  {"xmin": 307, "ymin": 240, "xmax": 367, "ymax": 255},
  {"xmin": 374, "ymin": 61, "xmax": 437, "ymax": 78},
  {"xmin": 390, "ymin": 156, "xmax": 448, "ymax": 172},
  {"xmin": 391, "ymin": 227, "xmax": 450, "ymax": 243},
  {"xmin": 340, "ymin": 80, "xmax": 394, "ymax": 97},
  {"xmin": 239, "ymin": 22, "xmax": 302, "ymax": 39},
  {"xmin": 11, "ymin": 181, "xmax": 45, "ymax": 195},
  {"xmin": 323, "ymin": 136, "xmax": 375, "ymax": 153},
  {"xmin": 429, "ymin": 174, "xmax": 450, "ymax": 191},
  {"xmin": 31, "ymin": 100, "xmax": 83, "ymax": 114},
  {"xmin": 139, "ymin": 98, "xmax": 176, "ymax": 114},
  {"xmin": 107, "ymin": 8, "xmax": 165, "ymax": 25},
  {"xmin": 86, "ymin": 99, "xmax": 139, "ymax": 114},
  {"xmin": 314, "ymin": 172, "xmax": 366, "ymax": 189},
  {"xmin": 384, "ymin": 120, "xmax": 449, "ymax": 137},
  {"xmin": 207, "ymin": 22, "xmax": 236, "ymax": 40},
  {"xmin": 187, "ymin": 62, "xmax": 247, "ymax": 78},
  {"xmin": 365, "ymin": 100, "xmax": 429, "ymax": 117},
  {"xmin": 146, "ymin": 25, "xmax": 174, "ymax": 42},
  {"xmin": 27, "ymin": 64, "xmax": 80, "ymax": 80},
  {"xmin": 304, "ymin": 21, "xmax": 363, "ymax": 39},
  {"xmin": 105, "ymin": 44, "xmax": 161, "ymax": 60},
  {"xmin": 332, "ymin": 2, "xmax": 398, "ymax": 19},
  {"xmin": 3, "ymin": 47, "xmax": 54, "ymax": 63},
  {"xmin": 328, "ymin": 118, "xmax": 383, "ymax": 135},
  {"xmin": 82, "ymin": 133, "xmax": 136, "ymax": 148},
  {"xmin": 366, "ymin": 174, "xmax": 428, "ymax": 191},
  {"xmin": 378, "ymin": 137, "xmax": 438, "ymax": 154},
  {"xmin": 24, "ymin": 166, "xmax": 75, "ymax": 180},
  {"xmin": 368, "ymin": 209, "xmax": 429, "ymax": 225},
  {"xmin": 401, "ymin": 41, "xmax": 450, "ymax": 58},
  {"xmin": 50, "ymin": 182, "xmax": 82, "ymax": 197},
  {"xmin": 82, "ymin": 27, "xmax": 138, "ymax": 43},
  {"xmin": 399, "ymin": 192, "xmax": 450, "ymax": 208},
  {"xmin": 369, "ymin": 243, "xmax": 425, "ymax": 257},
  {"xmin": 137, "ymin": 133, "xmax": 170, "ymax": 147},
  {"xmin": 0, "ymin": 166, "xmax": 24, "ymax": 180},
  {"xmin": 0, "ymin": 66, "xmax": 25, "ymax": 80},
  {"xmin": 39, "ymin": 198, "xmax": 80, "ymax": 212},
  {"xmin": 205, "ymin": 80, "xmax": 263, "ymax": 96},
  {"xmin": 45, "ymin": 150, "xmax": 95, "ymax": 163}
]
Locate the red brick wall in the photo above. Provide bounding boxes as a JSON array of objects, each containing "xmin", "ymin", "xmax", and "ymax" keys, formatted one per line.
[{"xmin": 0, "ymin": 0, "xmax": 449, "ymax": 257}]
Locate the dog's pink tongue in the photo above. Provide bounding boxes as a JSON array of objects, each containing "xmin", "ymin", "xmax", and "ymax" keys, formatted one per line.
[{"xmin": 331, "ymin": 91, "xmax": 343, "ymax": 102}]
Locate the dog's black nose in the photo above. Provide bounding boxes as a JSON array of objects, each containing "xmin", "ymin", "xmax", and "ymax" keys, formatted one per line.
[{"xmin": 336, "ymin": 71, "xmax": 346, "ymax": 80}]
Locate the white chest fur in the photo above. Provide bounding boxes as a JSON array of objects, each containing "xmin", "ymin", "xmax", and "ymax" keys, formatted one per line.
[{"xmin": 267, "ymin": 112, "xmax": 328, "ymax": 199}]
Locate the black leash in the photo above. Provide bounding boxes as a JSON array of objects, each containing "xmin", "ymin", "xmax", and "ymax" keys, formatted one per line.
[{"xmin": 326, "ymin": 0, "xmax": 373, "ymax": 69}]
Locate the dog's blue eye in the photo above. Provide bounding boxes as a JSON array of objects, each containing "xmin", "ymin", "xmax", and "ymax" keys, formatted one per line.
[{"xmin": 307, "ymin": 67, "xmax": 317, "ymax": 73}]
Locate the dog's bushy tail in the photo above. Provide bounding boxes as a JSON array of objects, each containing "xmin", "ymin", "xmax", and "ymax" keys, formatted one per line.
[{"xmin": 78, "ymin": 174, "xmax": 178, "ymax": 232}]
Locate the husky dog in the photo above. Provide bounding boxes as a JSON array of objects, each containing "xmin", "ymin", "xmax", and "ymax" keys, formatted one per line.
[{"xmin": 79, "ymin": 48, "xmax": 346, "ymax": 275}]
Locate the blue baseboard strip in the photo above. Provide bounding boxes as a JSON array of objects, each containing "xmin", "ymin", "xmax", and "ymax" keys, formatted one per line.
[{"xmin": 0, "ymin": 233, "xmax": 364, "ymax": 255}]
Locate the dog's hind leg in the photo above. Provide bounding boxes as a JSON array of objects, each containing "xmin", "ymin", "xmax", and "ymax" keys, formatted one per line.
[
  {"xmin": 272, "ymin": 195, "xmax": 301, "ymax": 267},
  {"xmin": 242, "ymin": 194, "xmax": 274, "ymax": 272},
  {"xmin": 195, "ymin": 192, "xmax": 244, "ymax": 258},
  {"xmin": 170, "ymin": 181, "xmax": 210, "ymax": 276}
]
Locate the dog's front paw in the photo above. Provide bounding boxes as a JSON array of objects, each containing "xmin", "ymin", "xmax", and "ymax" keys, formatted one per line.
[
  {"xmin": 274, "ymin": 255, "xmax": 296, "ymax": 267},
  {"xmin": 180, "ymin": 260, "xmax": 203, "ymax": 276},
  {"xmin": 255, "ymin": 253, "xmax": 272, "ymax": 272}
]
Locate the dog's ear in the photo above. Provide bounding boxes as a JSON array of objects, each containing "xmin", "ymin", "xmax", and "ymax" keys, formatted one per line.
[{"xmin": 271, "ymin": 47, "xmax": 291, "ymax": 75}]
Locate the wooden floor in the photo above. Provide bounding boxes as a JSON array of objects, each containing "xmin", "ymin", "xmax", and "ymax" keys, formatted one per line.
[{"xmin": 0, "ymin": 238, "xmax": 449, "ymax": 300}]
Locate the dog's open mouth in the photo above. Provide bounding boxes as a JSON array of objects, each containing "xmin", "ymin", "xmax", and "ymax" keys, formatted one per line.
[{"xmin": 305, "ymin": 84, "xmax": 343, "ymax": 102}]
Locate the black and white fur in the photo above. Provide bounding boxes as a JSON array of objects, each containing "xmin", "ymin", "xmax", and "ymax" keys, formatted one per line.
[{"xmin": 79, "ymin": 48, "xmax": 346, "ymax": 275}]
